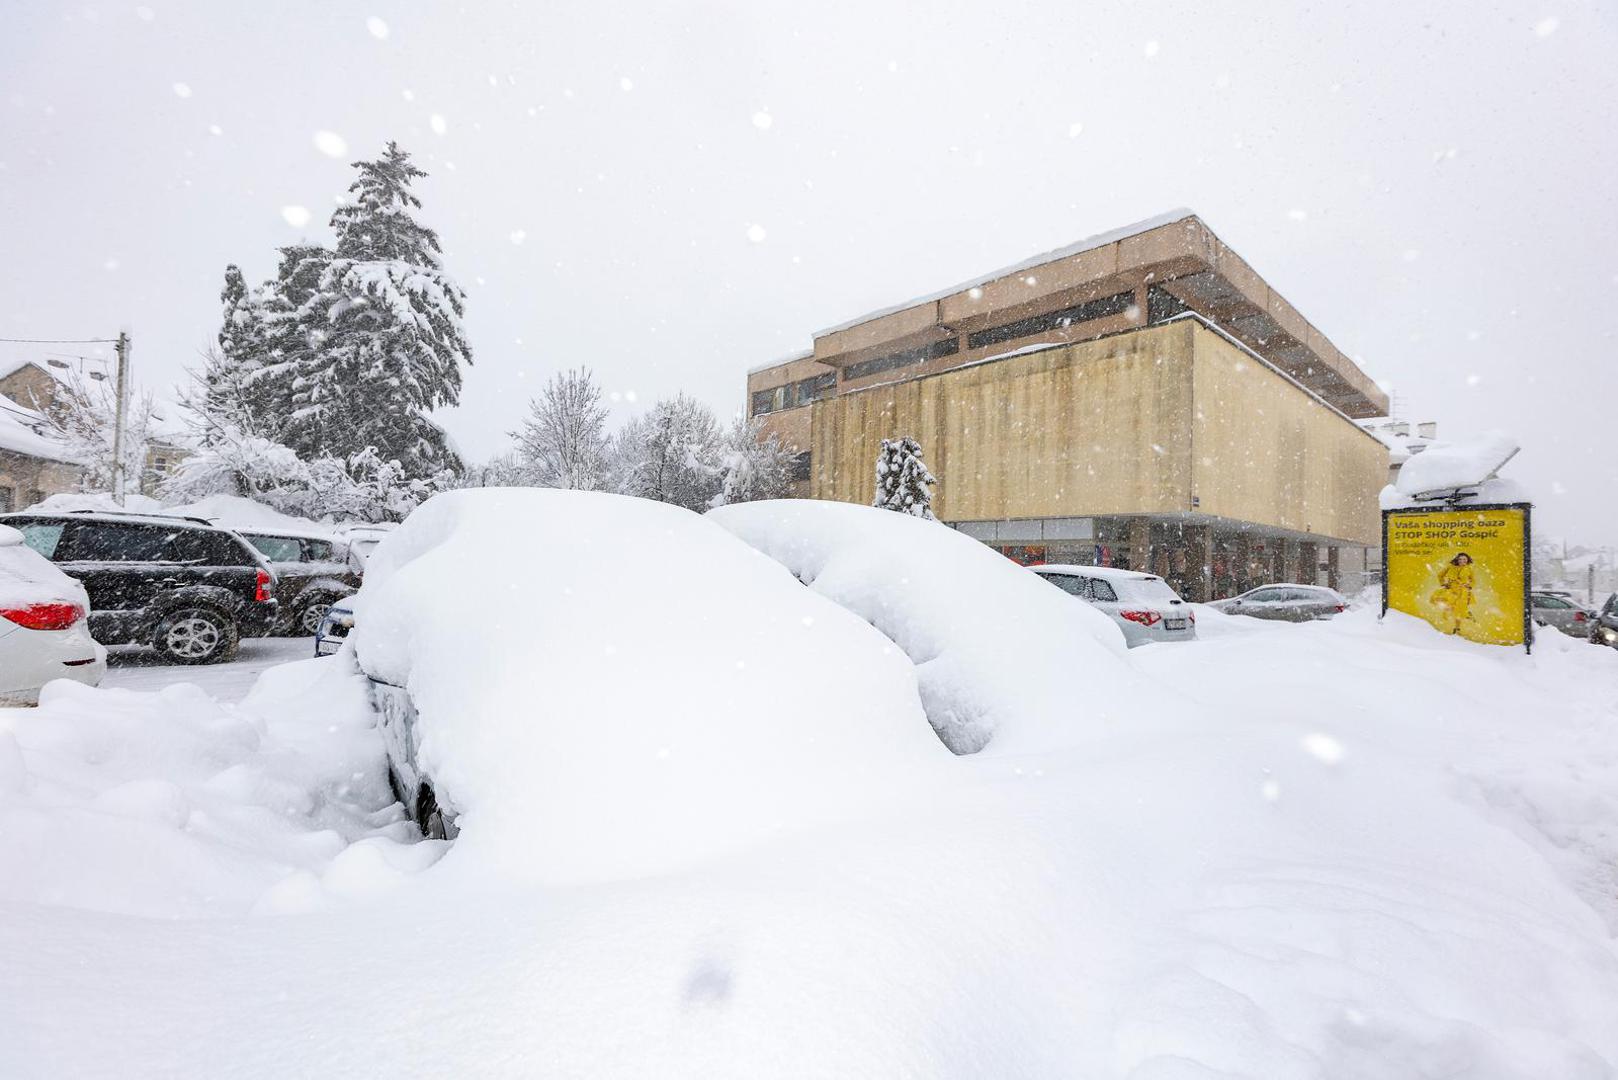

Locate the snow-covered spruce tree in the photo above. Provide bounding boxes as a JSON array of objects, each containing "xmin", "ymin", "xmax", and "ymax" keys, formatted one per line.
[
  {"xmin": 511, "ymin": 367, "xmax": 610, "ymax": 490},
  {"xmin": 711, "ymin": 416, "xmax": 797, "ymax": 507},
  {"xmin": 188, "ymin": 265, "xmax": 274, "ymax": 446},
  {"xmin": 288, "ymin": 142, "xmax": 470, "ymax": 478},
  {"xmin": 613, "ymin": 393, "xmax": 723, "ymax": 512},
  {"xmin": 252, "ymin": 244, "xmax": 330, "ymax": 441},
  {"xmin": 872, "ymin": 436, "xmax": 937, "ymax": 520}
]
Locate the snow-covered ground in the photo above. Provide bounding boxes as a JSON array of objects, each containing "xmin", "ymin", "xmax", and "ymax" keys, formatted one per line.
[
  {"xmin": 2, "ymin": 496, "xmax": 1617, "ymax": 1078},
  {"xmin": 101, "ymin": 637, "xmax": 315, "ymax": 702}
]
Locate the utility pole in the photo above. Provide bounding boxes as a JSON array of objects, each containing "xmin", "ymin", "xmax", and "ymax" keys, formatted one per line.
[{"xmin": 111, "ymin": 331, "xmax": 130, "ymax": 506}]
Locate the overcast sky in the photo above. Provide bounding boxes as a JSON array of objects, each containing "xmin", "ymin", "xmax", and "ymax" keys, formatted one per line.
[{"xmin": 3, "ymin": 1, "xmax": 1614, "ymax": 539}]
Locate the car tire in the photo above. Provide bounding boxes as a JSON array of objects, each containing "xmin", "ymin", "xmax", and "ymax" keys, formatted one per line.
[
  {"xmin": 153, "ymin": 606, "xmax": 240, "ymax": 665},
  {"xmin": 296, "ymin": 596, "xmax": 336, "ymax": 637},
  {"xmin": 415, "ymin": 783, "xmax": 453, "ymax": 841}
]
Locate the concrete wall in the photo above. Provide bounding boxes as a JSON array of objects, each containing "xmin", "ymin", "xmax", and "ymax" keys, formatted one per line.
[
  {"xmin": 1190, "ymin": 327, "xmax": 1386, "ymax": 545},
  {"xmin": 805, "ymin": 320, "xmax": 1385, "ymax": 544}
]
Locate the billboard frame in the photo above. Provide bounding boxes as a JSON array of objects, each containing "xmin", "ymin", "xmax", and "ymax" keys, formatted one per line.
[{"xmin": 1381, "ymin": 502, "xmax": 1533, "ymax": 654}]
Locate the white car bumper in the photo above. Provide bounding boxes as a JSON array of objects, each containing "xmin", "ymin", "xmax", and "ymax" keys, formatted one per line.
[{"xmin": 0, "ymin": 623, "xmax": 108, "ymax": 706}]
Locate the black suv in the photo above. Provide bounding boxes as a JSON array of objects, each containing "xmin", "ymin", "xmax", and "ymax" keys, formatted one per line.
[{"xmin": 0, "ymin": 510, "xmax": 279, "ymax": 664}]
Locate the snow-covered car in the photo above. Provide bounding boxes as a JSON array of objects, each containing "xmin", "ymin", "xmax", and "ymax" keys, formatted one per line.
[
  {"xmin": 1530, "ymin": 592, "xmax": 1595, "ymax": 637},
  {"xmin": 343, "ymin": 489, "xmax": 950, "ymax": 864},
  {"xmin": 337, "ymin": 524, "xmax": 393, "ymax": 568},
  {"xmin": 238, "ymin": 528, "xmax": 361, "ymax": 636},
  {"xmin": 1590, "ymin": 593, "xmax": 1618, "ymax": 649},
  {"xmin": 1208, "ymin": 583, "xmax": 1349, "ymax": 621},
  {"xmin": 0, "ymin": 523, "xmax": 106, "ymax": 705},
  {"xmin": 1030, "ymin": 563, "xmax": 1197, "ymax": 647}
]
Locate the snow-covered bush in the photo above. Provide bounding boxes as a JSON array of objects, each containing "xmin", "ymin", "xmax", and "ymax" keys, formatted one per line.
[
  {"xmin": 873, "ymin": 435, "xmax": 937, "ymax": 519},
  {"xmin": 710, "ymin": 416, "xmax": 798, "ymax": 507}
]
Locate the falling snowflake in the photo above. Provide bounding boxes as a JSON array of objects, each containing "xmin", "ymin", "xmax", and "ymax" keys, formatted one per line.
[
  {"xmin": 752, "ymin": 110, "xmax": 773, "ymax": 130},
  {"xmin": 135, "ymin": 5, "xmax": 154, "ymax": 20},
  {"xmin": 429, "ymin": 113, "xmax": 447, "ymax": 135},
  {"xmin": 1301, "ymin": 733, "xmax": 1344, "ymax": 765},
  {"xmin": 366, "ymin": 15, "xmax": 389, "ymax": 39},
  {"xmin": 509, "ymin": 229, "xmax": 527, "ymax": 245},
  {"xmin": 1287, "ymin": 208, "xmax": 1308, "ymax": 221},
  {"xmin": 968, "ymin": 287, "xmax": 983, "ymax": 300},
  {"xmin": 1143, "ymin": 40, "xmax": 1161, "ymax": 57},
  {"xmin": 207, "ymin": 124, "xmax": 222, "ymax": 136},
  {"xmin": 280, "ymin": 205, "xmax": 312, "ymax": 228},
  {"xmin": 1067, "ymin": 121, "xmax": 1084, "ymax": 138},
  {"xmin": 312, "ymin": 130, "xmax": 348, "ymax": 157},
  {"xmin": 619, "ymin": 76, "xmax": 634, "ymax": 92},
  {"xmin": 1533, "ymin": 16, "xmax": 1560, "ymax": 36},
  {"xmin": 171, "ymin": 82, "xmax": 193, "ymax": 99},
  {"xmin": 746, "ymin": 223, "xmax": 767, "ymax": 243}
]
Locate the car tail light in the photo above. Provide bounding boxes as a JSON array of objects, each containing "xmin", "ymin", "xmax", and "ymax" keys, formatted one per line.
[
  {"xmin": 1188, "ymin": 610, "xmax": 1196, "ymax": 624},
  {"xmin": 255, "ymin": 569, "xmax": 272, "ymax": 602},
  {"xmin": 1574, "ymin": 611, "xmax": 1588, "ymax": 622},
  {"xmin": 1119, "ymin": 609, "xmax": 1162, "ymax": 626},
  {"xmin": 1, "ymin": 602, "xmax": 84, "ymax": 631},
  {"xmin": 1334, "ymin": 604, "xmax": 1347, "ymax": 613}
]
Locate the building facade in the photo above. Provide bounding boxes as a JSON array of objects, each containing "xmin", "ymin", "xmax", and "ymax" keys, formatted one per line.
[{"xmin": 746, "ymin": 211, "xmax": 1391, "ymax": 601}]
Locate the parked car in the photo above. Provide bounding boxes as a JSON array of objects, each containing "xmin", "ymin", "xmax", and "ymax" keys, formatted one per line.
[
  {"xmin": 1207, "ymin": 583, "xmax": 1348, "ymax": 622},
  {"xmin": 313, "ymin": 602, "xmax": 354, "ymax": 657},
  {"xmin": 0, "ymin": 523, "xmax": 107, "ymax": 704},
  {"xmin": 338, "ymin": 524, "xmax": 394, "ymax": 568},
  {"xmin": 1529, "ymin": 592, "xmax": 1595, "ymax": 637},
  {"xmin": 1031, "ymin": 564, "xmax": 1197, "ymax": 646},
  {"xmin": 0, "ymin": 510, "xmax": 278, "ymax": 664},
  {"xmin": 238, "ymin": 528, "xmax": 361, "ymax": 636},
  {"xmin": 1589, "ymin": 593, "xmax": 1618, "ymax": 649}
]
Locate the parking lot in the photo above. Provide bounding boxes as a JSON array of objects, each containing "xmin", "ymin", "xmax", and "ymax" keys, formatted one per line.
[{"xmin": 101, "ymin": 637, "xmax": 317, "ymax": 702}]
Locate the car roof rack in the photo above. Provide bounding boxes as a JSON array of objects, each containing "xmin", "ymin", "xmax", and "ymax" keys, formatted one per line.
[{"xmin": 64, "ymin": 508, "xmax": 217, "ymax": 528}]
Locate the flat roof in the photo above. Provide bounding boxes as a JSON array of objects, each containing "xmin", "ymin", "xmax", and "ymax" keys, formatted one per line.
[{"xmin": 778, "ymin": 210, "xmax": 1388, "ymax": 419}]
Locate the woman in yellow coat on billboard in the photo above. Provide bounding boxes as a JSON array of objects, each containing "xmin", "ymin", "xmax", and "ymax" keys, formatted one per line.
[{"xmin": 1432, "ymin": 552, "xmax": 1475, "ymax": 633}]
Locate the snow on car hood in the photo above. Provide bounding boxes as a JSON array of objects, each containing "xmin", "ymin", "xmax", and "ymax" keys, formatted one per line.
[
  {"xmin": 708, "ymin": 500, "xmax": 1152, "ymax": 755},
  {"xmin": 350, "ymin": 488, "xmax": 949, "ymax": 885}
]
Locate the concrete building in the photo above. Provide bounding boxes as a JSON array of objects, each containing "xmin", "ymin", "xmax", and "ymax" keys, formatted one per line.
[{"xmin": 746, "ymin": 210, "xmax": 1390, "ymax": 601}]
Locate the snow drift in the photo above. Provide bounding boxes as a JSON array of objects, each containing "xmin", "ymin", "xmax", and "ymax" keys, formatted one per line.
[
  {"xmin": 351, "ymin": 488, "xmax": 949, "ymax": 885},
  {"xmin": 708, "ymin": 499, "xmax": 1144, "ymax": 754}
]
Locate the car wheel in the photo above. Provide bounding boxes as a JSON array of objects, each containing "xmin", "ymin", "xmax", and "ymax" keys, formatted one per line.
[
  {"xmin": 153, "ymin": 606, "xmax": 240, "ymax": 665},
  {"xmin": 297, "ymin": 598, "xmax": 334, "ymax": 636},
  {"xmin": 415, "ymin": 783, "xmax": 453, "ymax": 841}
]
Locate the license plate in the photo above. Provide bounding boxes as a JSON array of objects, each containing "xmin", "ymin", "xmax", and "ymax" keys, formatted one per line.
[{"xmin": 1165, "ymin": 618, "xmax": 1188, "ymax": 631}]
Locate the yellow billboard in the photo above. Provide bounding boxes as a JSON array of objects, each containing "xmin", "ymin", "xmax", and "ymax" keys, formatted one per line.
[{"xmin": 1383, "ymin": 505, "xmax": 1531, "ymax": 648}]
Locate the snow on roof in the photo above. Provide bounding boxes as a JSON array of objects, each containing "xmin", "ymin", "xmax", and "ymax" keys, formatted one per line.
[
  {"xmin": 815, "ymin": 208, "xmax": 1198, "ymax": 338},
  {"xmin": 1394, "ymin": 430, "xmax": 1521, "ymax": 499},
  {"xmin": 0, "ymin": 393, "xmax": 79, "ymax": 465}
]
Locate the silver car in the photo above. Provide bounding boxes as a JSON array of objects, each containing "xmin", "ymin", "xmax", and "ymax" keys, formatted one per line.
[
  {"xmin": 1032, "ymin": 564, "xmax": 1197, "ymax": 647},
  {"xmin": 1208, "ymin": 583, "xmax": 1348, "ymax": 622},
  {"xmin": 1530, "ymin": 592, "xmax": 1595, "ymax": 637}
]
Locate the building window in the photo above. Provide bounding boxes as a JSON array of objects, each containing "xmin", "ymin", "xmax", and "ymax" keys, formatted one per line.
[
  {"xmin": 966, "ymin": 290, "xmax": 1134, "ymax": 351},
  {"xmin": 789, "ymin": 450, "xmax": 812, "ymax": 482},
  {"xmin": 1146, "ymin": 283, "xmax": 1189, "ymax": 324},
  {"xmin": 842, "ymin": 337, "xmax": 959, "ymax": 382},
  {"xmin": 153, "ymin": 456, "xmax": 169, "ymax": 473},
  {"xmin": 798, "ymin": 371, "xmax": 836, "ymax": 403},
  {"xmin": 751, "ymin": 371, "xmax": 837, "ymax": 416}
]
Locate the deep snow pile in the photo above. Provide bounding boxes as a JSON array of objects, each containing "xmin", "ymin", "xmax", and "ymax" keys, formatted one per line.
[
  {"xmin": 0, "ymin": 655, "xmax": 425, "ymax": 918},
  {"xmin": 351, "ymin": 488, "xmax": 949, "ymax": 885},
  {"xmin": 165, "ymin": 492, "xmax": 339, "ymax": 536},
  {"xmin": 709, "ymin": 499, "xmax": 1139, "ymax": 754},
  {"xmin": 2, "ymin": 495, "xmax": 1617, "ymax": 1078}
]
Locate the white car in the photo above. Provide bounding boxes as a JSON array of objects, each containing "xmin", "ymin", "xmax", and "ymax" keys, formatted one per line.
[
  {"xmin": 0, "ymin": 523, "xmax": 107, "ymax": 705},
  {"xmin": 1031, "ymin": 563, "xmax": 1197, "ymax": 646}
]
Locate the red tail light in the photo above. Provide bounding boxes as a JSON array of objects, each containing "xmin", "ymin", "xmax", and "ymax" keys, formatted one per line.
[
  {"xmin": 1334, "ymin": 604, "xmax": 1347, "ymax": 613},
  {"xmin": 1574, "ymin": 611, "xmax": 1588, "ymax": 622},
  {"xmin": 255, "ymin": 569, "xmax": 272, "ymax": 602},
  {"xmin": 1119, "ymin": 609, "xmax": 1162, "ymax": 626},
  {"xmin": 2, "ymin": 602, "xmax": 84, "ymax": 631}
]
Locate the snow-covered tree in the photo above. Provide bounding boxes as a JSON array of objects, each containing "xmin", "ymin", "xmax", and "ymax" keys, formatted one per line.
[
  {"xmin": 711, "ymin": 416, "xmax": 797, "ymax": 507},
  {"xmin": 32, "ymin": 370, "xmax": 158, "ymax": 495},
  {"xmin": 512, "ymin": 367, "xmax": 610, "ymax": 490},
  {"xmin": 873, "ymin": 436, "xmax": 937, "ymax": 520},
  {"xmin": 158, "ymin": 427, "xmax": 308, "ymax": 503},
  {"xmin": 613, "ymin": 393, "xmax": 723, "ymax": 512},
  {"xmin": 287, "ymin": 142, "xmax": 470, "ymax": 478}
]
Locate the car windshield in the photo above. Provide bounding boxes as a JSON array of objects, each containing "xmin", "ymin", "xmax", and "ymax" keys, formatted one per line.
[{"xmin": 1116, "ymin": 576, "xmax": 1181, "ymax": 604}]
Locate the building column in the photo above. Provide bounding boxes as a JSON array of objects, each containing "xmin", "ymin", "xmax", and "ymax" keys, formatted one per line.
[
  {"xmin": 1234, "ymin": 533, "xmax": 1252, "ymax": 593},
  {"xmin": 1299, "ymin": 541, "xmax": 1318, "ymax": 586},
  {"xmin": 1326, "ymin": 546, "xmax": 1341, "ymax": 591},
  {"xmin": 1128, "ymin": 518, "xmax": 1150, "ymax": 574},
  {"xmin": 1188, "ymin": 524, "xmax": 1213, "ymax": 602}
]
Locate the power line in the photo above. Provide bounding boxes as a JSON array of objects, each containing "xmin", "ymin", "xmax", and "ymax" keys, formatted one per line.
[{"xmin": 0, "ymin": 336, "xmax": 119, "ymax": 344}]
